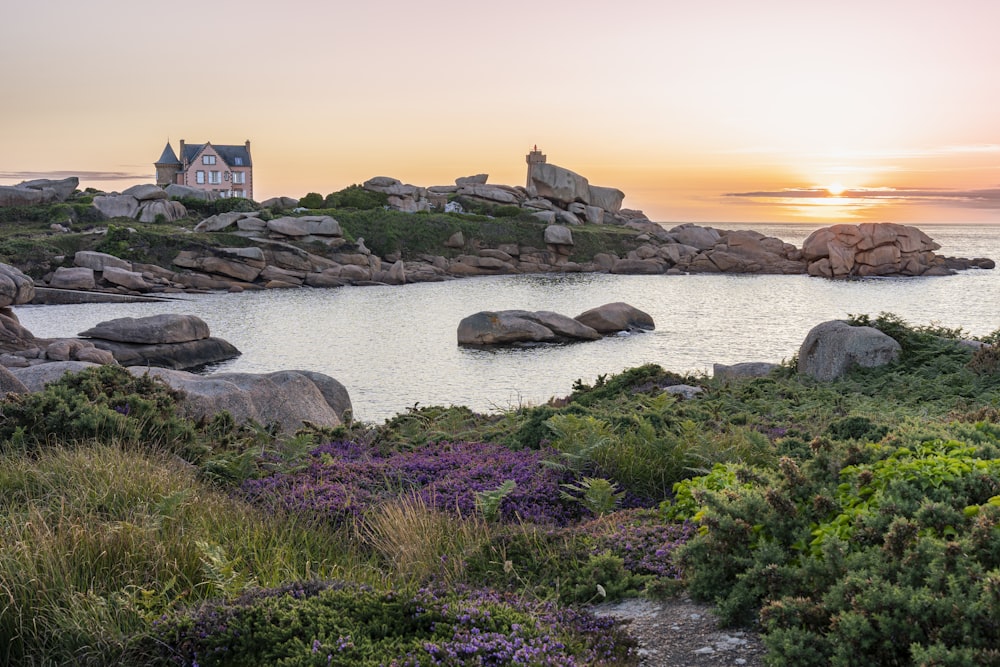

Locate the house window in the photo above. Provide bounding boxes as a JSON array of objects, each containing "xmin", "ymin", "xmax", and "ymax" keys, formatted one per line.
[
  {"xmin": 209, "ymin": 171, "xmax": 221, "ymax": 184},
  {"xmin": 196, "ymin": 170, "xmax": 205, "ymax": 184},
  {"xmin": 232, "ymin": 171, "xmax": 245, "ymax": 184},
  {"xmin": 234, "ymin": 189, "xmax": 245, "ymax": 198},
  {"xmin": 233, "ymin": 157, "xmax": 243, "ymax": 166},
  {"xmin": 202, "ymin": 155, "xmax": 216, "ymax": 165}
]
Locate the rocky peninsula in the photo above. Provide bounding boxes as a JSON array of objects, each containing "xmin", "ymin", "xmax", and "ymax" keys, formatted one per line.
[{"xmin": 0, "ymin": 158, "xmax": 993, "ymax": 303}]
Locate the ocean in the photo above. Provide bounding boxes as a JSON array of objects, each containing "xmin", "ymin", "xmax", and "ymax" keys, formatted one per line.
[{"xmin": 15, "ymin": 222, "xmax": 1000, "ymax": 422}]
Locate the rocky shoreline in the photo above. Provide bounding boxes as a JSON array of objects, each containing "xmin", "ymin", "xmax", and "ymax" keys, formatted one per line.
[
  {"xmin": 1, "ymin": 167, "xmax": 993, "ymax": 304},
  {"xmin": 31, "ymin": 215, "xmax": 999, "ymax": 301}
]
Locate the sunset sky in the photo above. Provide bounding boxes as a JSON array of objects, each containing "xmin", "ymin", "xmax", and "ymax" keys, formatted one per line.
[{"xmin": 2, "ymin": 0, "xmax": 998, "ymax": 224}]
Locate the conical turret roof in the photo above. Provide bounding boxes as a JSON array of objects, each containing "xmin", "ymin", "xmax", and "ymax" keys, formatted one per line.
[{"xmin": 156, "ymin": 141, "xmax": 181, "ymax": 165}]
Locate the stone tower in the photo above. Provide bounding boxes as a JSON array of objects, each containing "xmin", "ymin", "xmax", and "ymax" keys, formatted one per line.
[
  {"xmin": 525, "ymin": 145, "xmax": 546, "ymax": 189},
  {"xmin": 154, "ymin": 141, "xmax": 182, "ymax": 187}
]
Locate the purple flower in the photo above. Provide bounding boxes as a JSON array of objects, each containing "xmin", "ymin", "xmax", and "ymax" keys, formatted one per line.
[{"xmin": 240, "ymin": 441, "xmax": 585, "ymax": 527}]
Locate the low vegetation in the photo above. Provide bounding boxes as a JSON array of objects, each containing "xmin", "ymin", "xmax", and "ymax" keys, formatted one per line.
[{"xmin": 1, "ymin": 315, "xmax": 999, "ymax": 665}]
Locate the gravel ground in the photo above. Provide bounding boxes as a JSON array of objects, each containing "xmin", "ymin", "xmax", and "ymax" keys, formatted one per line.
[{"xmin": 592, "ymin": 595, "xmax": 767, "ymax": 666}]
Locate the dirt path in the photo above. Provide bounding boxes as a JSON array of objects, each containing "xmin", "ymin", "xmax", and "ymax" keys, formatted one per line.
[{"xmin": 592, "ymin": 595, "xmax": 767, "ymax": 666}]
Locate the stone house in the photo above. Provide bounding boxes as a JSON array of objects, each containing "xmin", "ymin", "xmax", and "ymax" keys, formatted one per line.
[{"xmin": 155, "ymin": 140, "xmax": 253, "ymax": 200}]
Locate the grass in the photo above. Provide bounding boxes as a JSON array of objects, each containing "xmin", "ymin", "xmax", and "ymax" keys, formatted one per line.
[
  {"xmin": 0, "ymin": 442, "xmax": 354, "ymax": 665},
  {"xmin": 355, "ymin": 493, "xmax": 491, "ymax": 587}
]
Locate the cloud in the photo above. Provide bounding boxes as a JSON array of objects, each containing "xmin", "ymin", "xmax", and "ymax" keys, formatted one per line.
[
  {"xmin": 0, "ymin": 170, "xmax": 150, "ymax": 181},
  {"xmin": 726, "ymin": 186, "xmax": 1000, "ymax": 208},
  {"xmin": 714, "ymin": 144, "xmax": 1000, "ymax": 160}
]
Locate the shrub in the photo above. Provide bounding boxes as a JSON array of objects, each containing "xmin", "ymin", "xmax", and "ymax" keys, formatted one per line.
[
  {"xmin": 240, "ymin": 440, "xmax": 583, "ymax": 528},
  {"xmin": 825, "ymin": 415, "xmax": 889, "ymax": 442},
  {"xmin": 669, "ymin": 431, "xmax": 1000, "ymax": 664},
  {"xmin": 968, "ymin": 344, "xmax": 1000, "ymax": 375},
  {"xmin": 299, "ymin": 192, "xmax": 324, "ymax": 209},
  {"xmin": 0, "ymin": 364, "xmax": 200, "ymax": 459},
  {"xmin": 136, "ymin": 581, "xmax": 638, "ymax": 666},
  {"xmin": 94, "ymin": 224, "xmax": 135, "ymax": 258},
  {"xmin": 0, "ymin": 237, "xmax": 63, "ymax": 269},
  {"xmin": 465, "ymin": 508, "xmax": 696, "ymax": 604},
  {"xmin": 172, "ymin": 196, "xmax": 258, "ymax": 217},
  {"xmin": 323, "ymin": 185, "xmax": 388, "ymax": 210}
]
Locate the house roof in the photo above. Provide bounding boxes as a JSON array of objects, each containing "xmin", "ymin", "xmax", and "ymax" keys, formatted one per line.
[
  {"xmin": 181, "ymin": 142, "xmax": 252, "ymax": 168},
  {"xmin": 156, "ymin": 141, "xmax": 181, "ymax": 165}
]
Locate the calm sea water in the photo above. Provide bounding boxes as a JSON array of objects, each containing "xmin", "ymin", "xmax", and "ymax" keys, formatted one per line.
[{"xmin": 16, "ymin": 223, "xmax": 1000, "ymax": 422}]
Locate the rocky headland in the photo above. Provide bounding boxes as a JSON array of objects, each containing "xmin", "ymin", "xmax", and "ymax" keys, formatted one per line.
[{"xmin": 0, "ymin": 163, "xmax": 992, "ymax": 302}]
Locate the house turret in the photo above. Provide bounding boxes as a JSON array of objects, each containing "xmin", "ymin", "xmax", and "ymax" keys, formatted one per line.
[{"xmin": 154, "ymin": 141, "xmax": 182, "ymax": 187}]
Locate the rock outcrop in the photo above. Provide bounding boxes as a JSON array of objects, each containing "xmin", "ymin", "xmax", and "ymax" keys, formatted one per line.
[
  {"xmin": 165, "ymin": 184, "xmax": 219, "ymax": 201},
  {"xmin": 0, "ymin": 264, "xmax": 35, "ymax": 307},
  {"xmin": 9, "ymin": 361, "xmax": 100, "ymax": 390},
  {"xmin": 7, "ymin": 361, "xmax": 352, "ymax": 434},
  {"xmin": 78, "ymin": 314, "xmax": 240, "ymax": 370},
  {"xmin": 797, "ymin": 320, "xmax": 902, "ymax": 381},
  {"xmin": 0, "ymin": 177, "xmax": 78, "ymax": 207},
  {"xmin": 92, "ymin": 185, "xmax": 188, "ymax": 222},
  {"xmin": 457, "ymin": 302, "xmax": 653, "ymax": 346},
  {"xmin": 458, "ymin": 310, "xmax": 601, "ymax": 346},
  {"xmin": 574, "ymin": 302, "xmax": 655, "ymax": 334},
  {"xmin": 801, "ymin": 223, "xmax": 967, "ymax": 278},
  {"xmin": 713, "ymin": 362, "xmax": 779, "ymax": 381},
  {"xmin": 0, "ymin": 265, "xmax": 120, "ymax": 367},
  {"xmin": 0, "ymin": 365, "xmax": 29, "ymax": 395},
  {"xmin": 527, "ymin": 163, "xmax": 625, "ymax": 213},
  {"xmin": 128, "ymin": 367, "xmax": 352, "ymax": 433}
]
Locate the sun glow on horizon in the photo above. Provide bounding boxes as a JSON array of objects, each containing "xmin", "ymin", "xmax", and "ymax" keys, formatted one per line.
[{"xmin": 825, "ymin": 182, "xmax": 846, "ymax": 196}]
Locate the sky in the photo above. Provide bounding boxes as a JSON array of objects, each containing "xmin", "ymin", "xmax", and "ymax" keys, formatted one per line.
[{"xmin": 2, "ymin": 0, "xmax": 999, "ymax": 224}]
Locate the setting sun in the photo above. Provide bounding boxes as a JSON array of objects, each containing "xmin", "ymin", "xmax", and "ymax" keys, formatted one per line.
[{"xmin": 825, "ymin": 183, "xmax": 847, "ymax": 196}]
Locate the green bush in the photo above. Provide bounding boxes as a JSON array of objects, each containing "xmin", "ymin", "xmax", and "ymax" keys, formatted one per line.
[
  {"xmin": 172, "ymin": 196, "xmax": 258, "ymax": 217},
  {"xmin": 0, "ymin": 237, "xmax": 63, "ymax": 267},
  {"xmin": 323, "ymin": 185, "xmax": 388, "ymax": 210},
  {"xmin": 0, "ymin": 364, "xmax": 201, "ymax": 459},
  {"xmin": 669, "ymin": 432, "xmax": 1000, "ymax": 664},
  {"xmin": 0, "ymin": 204, "xmax": 53, "ymax": 223},
  {"xmin": 826, "ymin": 415, "xmax": 890, "ymax": 442},
  {"xmin": 136, "ymin": 581, "xmax": 637, "ymax": 666},
  {"xmin": 94, "ymin": 224, "xmax": 132, "ymax": 257},
  {"xmin": 299, "ymin": 192, "xmax": 324, "ymax": 209}
]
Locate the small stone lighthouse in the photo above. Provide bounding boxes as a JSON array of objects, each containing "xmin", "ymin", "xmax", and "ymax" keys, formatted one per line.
[{"xmin": 525, "ymin": 145, "xmax": 546, "ymax": 189}]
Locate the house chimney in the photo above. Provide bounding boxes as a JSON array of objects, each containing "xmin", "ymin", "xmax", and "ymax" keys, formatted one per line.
[{"xmin": 179, "ymin": 140, "xmax": 186, "ymax": 164}]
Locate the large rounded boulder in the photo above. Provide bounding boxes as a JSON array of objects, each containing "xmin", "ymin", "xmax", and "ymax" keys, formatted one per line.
[
  {"xmin": 0, "ymin": 263, "xmax": 35, "ymax": 307},
  {"xmin": 797, "ymin": 320, "xmax": 901, "ymax": 381},
  {"xmin": 573, "ymin": 302, "xmax": 655, "ymax": 334},
  {"xmin": 78, "ymin": 313, "xmax": 240, "ymax": 370},
  {"xmin": 458, "ymin": 310, "xmax": 600, "ymax": 346},
  {"xmin": 129, "ymin": 367, "xmax": 352, "ymax": 433}
]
